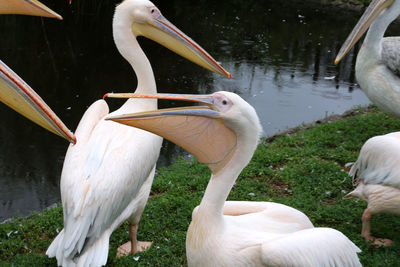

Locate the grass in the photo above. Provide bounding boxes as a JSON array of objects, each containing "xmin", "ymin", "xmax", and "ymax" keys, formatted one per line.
[{"xmin": 1, "ymin": 106, "xmax": 400, "ymax": 266}]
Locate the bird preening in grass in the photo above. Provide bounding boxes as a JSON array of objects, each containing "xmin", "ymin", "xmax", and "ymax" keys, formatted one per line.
[
  {"xmin": 345, "ymin": 132, "xmax": 400, "ymax": 246},
  {"xmin": 106, "ymin": 91, "xmax": 362, "ymax": 267}
]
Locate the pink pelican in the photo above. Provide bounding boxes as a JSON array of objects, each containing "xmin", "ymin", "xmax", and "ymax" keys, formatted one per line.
[{"xmin": 106, "ymin": 91, "xmax": 362, "ymax": 266}]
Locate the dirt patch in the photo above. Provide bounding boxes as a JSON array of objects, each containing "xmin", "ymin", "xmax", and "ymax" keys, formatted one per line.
[
  {"xmin": 324, "ymin": 199, "xmax": 337, "ymax": 206},
  {"xmin": 270, "ymin": 178, "xmax": 292, "ymax": 197}
]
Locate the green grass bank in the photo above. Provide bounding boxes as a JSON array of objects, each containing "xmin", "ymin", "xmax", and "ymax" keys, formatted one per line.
[{"xmin": 1, "ymin": 106, "xmax": 400, "ymax": 266}]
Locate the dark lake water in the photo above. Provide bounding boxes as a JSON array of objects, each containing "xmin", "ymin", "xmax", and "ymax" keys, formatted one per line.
[{"xmin": 0, "ymin": 0, "xmax": 379, "ymax": 220}]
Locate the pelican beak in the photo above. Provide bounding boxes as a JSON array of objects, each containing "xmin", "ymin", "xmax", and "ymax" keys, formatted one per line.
[
  {"xmin": 132, "ymin": 12, "xmax": 231, "ymax": 79},
  {"xmin": 0, "ymin": 0, "xmax": 62, "ymax": 19},
  {"xmin": 105, "ymin": 93, "xmax": 236, "ymax": 173},
  {"xmin": 0, "ymin": 60, "xmax": 76, "ymax": 143},
  {"xmin": 335, "ymin": 0, "xmax": 394, "ymax": 64}
]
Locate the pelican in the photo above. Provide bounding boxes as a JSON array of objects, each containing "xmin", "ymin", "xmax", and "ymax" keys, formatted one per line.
[
  {"xmin": 344, "ymin": 132, "xmax": 400, "ymax": 246},
  {"xmin": 335, "ymin": 0, "xmax": 400, "ymax": 117},
  {"xmin": 106, "ymin": 91, "xmax": 361, "ymax": 266},
  {"xmin": 41, "ymin": 0, "xmax": 230, "ymax": 266}
]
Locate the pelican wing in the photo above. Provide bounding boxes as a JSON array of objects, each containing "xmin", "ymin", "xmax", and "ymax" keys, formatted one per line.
[
  {"xmin": 48, "ymin": 100, "xmax": 162, "ymax": 259},
  {"xmin": 261, "ymin": 228, "xmax": 361, "ymax": 267},
  {"xmin": 223, "ymin": 201, "xmax": 314, "ymax": 231},
  {"xmin": 349, "ymin": 132, "xmax": 400, "ymax": 189},
  {"xmin": 47, "ymin": 100, "xmax": 109, "ymax": 259},
  {"xmin": 382, "ymin": 37, "xmax": 400, "ymax": 77}
]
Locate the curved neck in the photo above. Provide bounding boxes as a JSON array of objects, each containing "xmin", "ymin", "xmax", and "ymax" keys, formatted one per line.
[
  {"xmin": 113, "ymin": 8, "xmax": 157, "ymax": 95},
  {"xmin": 364, "ymin": 4, "xmax": 399, "ymax": 56},
  {"xmin": 197, "ymin": 132, "xmax": 258, "ymax": 222}
]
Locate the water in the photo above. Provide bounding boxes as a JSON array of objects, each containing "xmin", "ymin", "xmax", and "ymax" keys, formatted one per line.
[{"xmin": 0, "ymin": 0, "xmax": 381, "ymax": 220}]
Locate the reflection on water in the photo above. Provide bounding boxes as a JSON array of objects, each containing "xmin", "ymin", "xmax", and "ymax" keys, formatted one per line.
[{"xmin": 0, "ymin": 0, "xmax": 389, "ymax": 220}]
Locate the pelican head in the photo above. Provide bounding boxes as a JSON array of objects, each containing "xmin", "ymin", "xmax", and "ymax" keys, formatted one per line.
[
  {"xmin": 335, "ymin": 0, "xmax": 399, "ymax": 64},
  {"xmin": 0, "ymin": 0, "xmax": 62, "ymax": 19},
  {"xmin": 114, "ymin": 0, "xmax": 231, "ymax": 78},
  {"xmin": 105, "ymin": 92, "xmax": 262, "ymax": 173}
]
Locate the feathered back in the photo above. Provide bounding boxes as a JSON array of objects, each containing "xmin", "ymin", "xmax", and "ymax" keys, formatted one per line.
[{"xmin": 349, "ymin": 132, "xmax": 400, "ymax": 189}]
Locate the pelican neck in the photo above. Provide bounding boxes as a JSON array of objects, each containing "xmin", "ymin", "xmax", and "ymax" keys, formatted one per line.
[
  {"xmin": 113, "ymin": 7, "xmax": 157, "ymax": 95},
  {"xmin": 364, "ymin": 4, "xmax": 399, "ymax": 57}
]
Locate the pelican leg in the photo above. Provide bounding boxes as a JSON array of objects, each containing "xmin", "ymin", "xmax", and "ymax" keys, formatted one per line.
[
  {"xmin": 361, "ymin": 209, "xmax": 393, "ymax": 247},
  {"xmin": 116, "ymin": 224, "xmax": 153, "ymax": 257}
]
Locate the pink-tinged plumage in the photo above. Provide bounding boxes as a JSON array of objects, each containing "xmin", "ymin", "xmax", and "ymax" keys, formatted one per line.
[
  {"xmin": 106, "ymin": 92, "xmax": 362, "ymax": 266},
  {"xmin": 185, "ymin": 93, "xmax": 361, "ymax": 267},
  {"xmin": 45, "ymin": 0, "xmax": 229, "ymax": 266},
  {"xmin": 346, "ymin": 132, "xmax": 400, "ymax": 246}
]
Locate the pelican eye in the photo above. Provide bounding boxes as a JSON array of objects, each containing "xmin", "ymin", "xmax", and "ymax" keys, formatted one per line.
[
  {"xmin": 148, "ymin": 7, "xmax": 161, "ymax": 19},
  {"xmin": 222, "ymin": 100, "xmax": 228, "ymax": 105}
]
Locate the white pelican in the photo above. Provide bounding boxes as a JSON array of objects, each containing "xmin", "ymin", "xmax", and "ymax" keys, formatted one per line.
[
  {"xmin": 345, "ymin": 132, "xmax": 400, "ymax": 246},
  {"xmin": 335, "ymin": 0, "xmax": 400, "ymax": 117},
  {"xmin": 42, "ymin": 0, "xmax": 230, "ymax": 266},
  {"xmin": 106, "ymin": 91, "xmax": 362, "ymax": 266}
]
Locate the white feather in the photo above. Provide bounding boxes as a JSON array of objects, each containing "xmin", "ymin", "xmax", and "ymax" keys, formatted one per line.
[
  {"xmin": 261, "ymin": 228, "xmax": 361, "ymax": 267},
  {"xmin": 349, "ymin": 132, "xmax": 400, "ymax": 188}
]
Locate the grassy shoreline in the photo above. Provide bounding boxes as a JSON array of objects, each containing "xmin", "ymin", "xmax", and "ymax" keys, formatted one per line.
[{"xmin": 1, "ymin": 105, "xmax": 400, "ymax": 266}]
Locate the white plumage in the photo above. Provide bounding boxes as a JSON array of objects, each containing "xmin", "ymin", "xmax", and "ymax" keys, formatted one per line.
[
  {"xmin": 186, "ymin": 93, "xmax": 361, "ymax": 267},
  {"xmin": 346, "ymin": 132, "xmax": 400, "ymax": 246},
  {"xmin": 335, "ymin": 0, "xmax": 400, "ymax": 247},
  {"xmin": 45, "ymin": 0, "xmax": 229, "ymax": 266},
  {"xmin": 381, "ymin": 37, "xmax": 400, "ymax": 76},
  {"xmin": 336, "ymin": 0, "xmax": 400, "ymax": 117},
  {"xmin": 107, "ymin": 91, "xmax": 362, "ymax": 266}
]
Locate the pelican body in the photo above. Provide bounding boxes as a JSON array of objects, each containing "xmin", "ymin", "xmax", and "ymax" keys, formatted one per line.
[
  {"xmin": 335, "ymin": 0, "xmax": 400, "ymax": 246},
  {"xmin": 44, "ymin": 0, "xmax": 230, "ymax": 266},
  {"xmin": 106, "ymin": 92, "xmax": 361, "ymax": 266},
  {"xmin": 335, "ymin": 0, "xmax": 400, "ymax": 117},
  {"xmin": 346, "ymin": 132, "xmax": 400, "ymax": 246}
]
